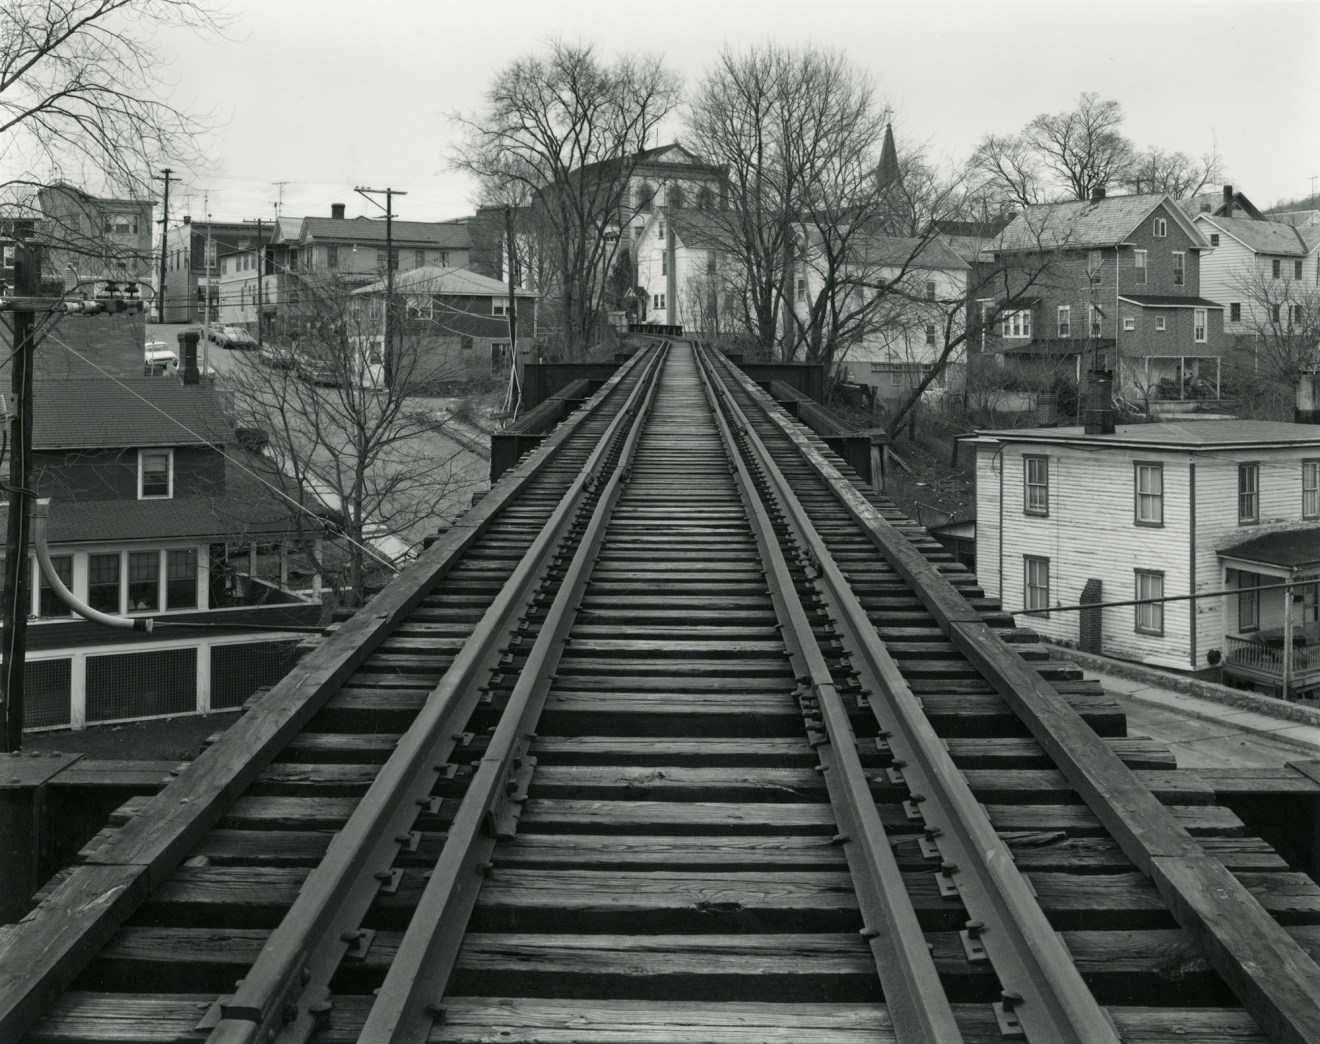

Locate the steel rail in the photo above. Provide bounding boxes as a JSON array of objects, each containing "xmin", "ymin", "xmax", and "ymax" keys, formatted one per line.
[
  {"xmin": 701, "ymin": 347, "xmax": 1120, "ymax": 1044},
  {"xmin": 355, "ymin": 344, "xmax": 671, "ymax": 1043},
  {"xmin": 0, "ymin": 349, "xmax": 659, "ymax": 1044},
  {"xmin": 205, "ymin": 345, "xmax": 668, "ymax": 1043},
  {"xmin": 693, "ymin": 347, "xmax": 963, "ymax": 1044},
  {"xmin": 712, "ymin": 349, "xmax": 1320, "ymax": 1044}
]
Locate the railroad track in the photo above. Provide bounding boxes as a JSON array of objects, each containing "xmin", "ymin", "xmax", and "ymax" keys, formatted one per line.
[{"xmin": 3, "ymin": 340, "xmax": 1320, "ymax": 1043}]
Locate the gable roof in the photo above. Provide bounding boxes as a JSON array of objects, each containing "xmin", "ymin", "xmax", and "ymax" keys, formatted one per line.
[
  {"xmin": 994, "ymin": 193, "xmax": 1208, "ymax": 253},
  {"xmin": 1183, "ymin": 189, "xmax": 1263, "ymax": 221},
  {"xmin": 1195, "ymin": 214, "xmax": 1307, "ymax": 255},
  {"xmin": 848, "ymin": 233, "xmax": 969, "ymax": 272},
  {"xmin": 33, "ymin": 378, "xmax": 230, "ymax": 450},
  {"xmin": 353, "ymin": 264, "xmax": 536, "ymax": 299}
]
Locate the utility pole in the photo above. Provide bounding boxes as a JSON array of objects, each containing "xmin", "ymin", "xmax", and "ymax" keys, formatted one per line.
[
  {"xmin": 244, "ymin": 217, "xmax": 266, "ymax": 347},
  {"xmin": 0, "ymin": 237, "xmax": 144, "ymax": 750},
  {"xmin": 154, "ymin": 168, "xmax": 173, "ymax": 325},
  {"xmin": 354, "ymin": 186, "xmax": 406, "ymax": 389},
  {"xmin": 505, "ymin": 206, "xmax": 518, "ymax": 363},
  {"xmin": 202, "ymin": 192, "xmax": 212, "ymax": 375}
]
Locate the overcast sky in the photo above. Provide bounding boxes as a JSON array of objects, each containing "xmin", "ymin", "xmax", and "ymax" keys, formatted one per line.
[{"xmin": 157, "ymin": 0, "xmax": 1320, "ymax": 225}]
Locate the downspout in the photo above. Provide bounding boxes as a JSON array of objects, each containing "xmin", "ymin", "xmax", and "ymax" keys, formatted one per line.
[
  {"xmin": 1188, "ymin": 459, "xmax": 1197, "ymax": 669},
  {"xmin": 33, "ymin": 500, "xmax": 152, "ymax": 632}
]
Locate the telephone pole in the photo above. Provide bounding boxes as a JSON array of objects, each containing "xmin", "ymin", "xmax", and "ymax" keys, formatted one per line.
[
  {"xmin": 244, "ymin": 217, "xmax": 266, "ymax": 347},
  {"xmin": 0, "ymin": 235, "xmax": 145, "ymax": 750},
  {"xmin": 354, "ymin": 186, "xmax": 406, "ymax": 389},
  {"xmin": 154, "ymin": 168, "xmax": 173, "ymax": 324}
]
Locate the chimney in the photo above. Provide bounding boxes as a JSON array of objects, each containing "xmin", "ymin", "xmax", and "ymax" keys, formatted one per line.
[
  {"xmin": 1222, "ymin": 185, "xmax": 1233, "ymax": 215},
  {"xmin": 177, "ymin": 330, "xmax": 200, "ymax": 385},
  {"xmin": 331, "ymin": 203, "xmax": 346, "ymax": 220},
  {"xmin": 1297, "ymin": 371, "xmax": 1320, "ymax": 424},
  {"xmin": 1091, "ymin": 186, "xmax": 1106, "ymax": 203},
  {"xmin": 1083, "ymin": 370, "xmax": 1116, "ymax": 435}
]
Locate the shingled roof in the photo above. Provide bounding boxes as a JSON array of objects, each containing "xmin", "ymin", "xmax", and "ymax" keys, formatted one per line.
[
  {"xmin": 278, "ymin": 215, "xmax": 473, "ymax": 250},
  {"xmin": 993, "ymin": 193, "xmax": 1207, "ymax": 253},
  {"xmin": 33, "ymin": 378, "xmax": 230, "ymax": 450},
  {"xmin": 1199, "ymin": 214, "xmax": 1309, "ymax": 255},
  {"xmin": 353, "ymin": 265, "xmax": 536, "ymax": 298}
]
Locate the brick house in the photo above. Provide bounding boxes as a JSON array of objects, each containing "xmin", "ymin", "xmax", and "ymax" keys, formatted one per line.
[
  {"xmin": 982, "ymin": 192, "xmax": 1227, "ymax": 409},
  {"xmin": 7, "ymin": 375, "xmax": 322, "ymax": 731},
  {"xmin": 963, "ymin": 410, "xmax": 1320, "ymax": 699},
  {"xmin": 35, "ymin": 182, "xmax": 154, "ymax": 291}
]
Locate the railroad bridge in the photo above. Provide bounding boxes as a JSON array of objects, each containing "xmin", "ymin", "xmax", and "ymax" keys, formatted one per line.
[{"xmin": 4, "ymin": 340, "xmax": 1320, "ymax": 1042}]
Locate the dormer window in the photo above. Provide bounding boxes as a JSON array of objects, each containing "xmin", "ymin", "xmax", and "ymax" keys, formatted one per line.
[{"xmin": 139, "ymin": 449, "xmax": 172, "ymax": 499}]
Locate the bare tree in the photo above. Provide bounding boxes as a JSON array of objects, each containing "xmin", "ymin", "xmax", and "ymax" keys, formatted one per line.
[
  {"xmin": 1125, "ymin": 145, "xmax": 1224, "ymax": 199},
  {"xmin": 222, "ymin": 273, "xmax": 486, "ymax": 602},
  {"xmin": 1224, "ymin": 263, "xmax": 1320, "ymax": 418},
  {"xmin": 685, "ymin": 45, "xmax": 895, "ymax": 360},
  {"xmin": 1, "ymin": 0, "xmax": 220, "ymax": 269},
  {"xmin": 970, "ymin": 93, "xmax": 1135, "ymax": 206},
  {"xmin": 452, "ymin": 41, "xmax": 680, "ymax": 358}
]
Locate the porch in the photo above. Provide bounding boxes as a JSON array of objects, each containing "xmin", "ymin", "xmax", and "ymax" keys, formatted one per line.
[{"xmin": 1219, "ymin": 529, "xmax": 1320, "ymax": 701}]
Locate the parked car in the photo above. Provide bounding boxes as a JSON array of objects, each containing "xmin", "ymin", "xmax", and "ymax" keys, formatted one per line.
[
  {"xmin": 258, "ymin": 341, "xmax": 298, "ymax": 370},
  {"xmin": 223, "ymin": 326, "xmax": 257, "ymax": 350},
  {"xmin": 294, "ymin": 347, "xmax": 341, "ymax": 386},
  {"xmin": 143, "ymin": 341, "xmax": 177, "ymax": 377},
  {"xmin": 206, "ymin": 322, "xmax": 226, "ymax": 344}
]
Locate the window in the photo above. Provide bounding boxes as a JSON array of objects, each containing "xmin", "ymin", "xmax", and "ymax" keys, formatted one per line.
[
  {"xmin": 1134, "ymin": 463, "xmax": 1163, "ymax": 525},
  {"xmin": 696, "ymin": 186, "xmax": 714, "ymax": 210},
  {"xmin": 327, "ymin": 245, "xmax": 338, "ymax": 269},
  {"xmin": 1056, "ymin": 306, "xmax": 1071, "ymax": 337},
  {"xmin": 104, "ymin": 215, "xmax": 137, "ymax": 234},
  {"xmin": 1272, "ymin": 303, "xmax": 1282, "ymax": 322},
  {"xmin": 657, "ymin": 221, "xmax": 665, "ymax": 241},
  {"xmin": 653, "ymin": 293, "xmax": 665, "ymax": 310},
  {"xmin": 405, "ymin": 296, "xmax": 432, "ymax": 320},
  {"xmin": 1088, "ymin": 250, "xmax": 1103, "ymax": 283},
  {"xmin": 438, "ymin": 251, "xmax": 449, "ymax": 268},
  {"xmin": 924, "ymin": 324, "xmax": 935, "ymax": 346},
  {"xmin": 1239, "ymin": 571, "xmax": 1260, "ymax": 631},
  {"xmin": 1230, "ymin": 302, "xmax": 1241, "ymax": 322},
  {"xmin": 1304, "ymin": 459, "xmax": 1320, "ymax": 519},
  {"xmin": 88, "ymin": 553, "xmax": 120, "ymax": 614},
  {"xmin": 1209, "ymin": 234, "xmax": 1220, "ymax": 247},
  {"xmin": 1194, "ymin": 308, "xmax": 1207, "ymax": 342},
  {"xmin": 796, "ymin": 277, "xmax": 806, "ymax": 300},
  {"xmin": 460, "ymin": 335, "xmax": 474, "ymax": 351},
  {"xmin": 1172, "ymin": 251, "xmax": 1185, "ymax": 286},
  {"xmin": 138, "ymin": 450, "xmax": 172, "ymax": 499},
  {"xmin": 1134, "ymin": 249, "xmax": 1147, "ymax": 284},
  {"xmin": 128, "ymin": 551, "xmax": 159, "ymax": 612},
  {"xmin": 491, "ymin": 342, "xmax": 511, "ymax": 377},
  {"xmin": 1293, "ymin": 304, "xmax": 1305, "ymax": 324},
  {"xmin": 666, "ymin": 185, "xmax": 685, "ymax": 208},
  {"xmin": 492, "ymin": 298, "xmax": 510, "ymax": 317},
  {"xmin": 1135, "ymin": 570, "xmax": 1165, "ymax": 635},
  {"xmin": 414, "ymin": 250, "xmax": 425, "ymax": 268},
  {"xmin": 1000, "ymin": 310, "xmax": 1032, "ymax": 338},
  {"xmin": 166, "ymin": 550, "xmax": 197, "ymax": 610},
  {"xmin": 1155, "ymin": 316, "xmax": 1166, "ymax": 331},
  {"xmin": 1296, "ymin": 260, "xmax": 1304, "ymax": 280},
  {"xmin": 636, "ymin": 183, "xmax": 654, "ymax": 212},
  {"xmin": 1023, "ymin": 455, "xmax": 1049, "ymax": 516},
  {"xmin": 1024, "ymin": 556, "xmax": 1050, "ymax": 617},
  {"xmin": 388, "ymin": 248, "xmax": 399, "ymax": 272},
  {"xmin": 36, "ymin": 555, "xmax": 73, "ymax": 617},
  {"xmin": 706, "ymin": 255, "xmax": 717, "ymax": 275},
  {"xmin": 1123, "ymin": 316, "xmax": 1135, "ymax": 331},
  {"xmin": 925, "ymin": 280, "xmax": 936, "ymax": 301},
  {"xmin": 661, "ymin": 253, "xmax": 667, "ymax": 276},
  {"xmin": 1153, "ymin": 218, "xmax": 1167, "ymax": 238},
  {"xmin": 1238, "ymin": 463, "xmax": 1259, "ymax": 524},
  {"xmin": 1273, "ymin": 259, "xmax": 1281, "ymax": 279},
  {"xmin": 1089, "ymin": 304, "xmax": 1101, "ymax": 338}
]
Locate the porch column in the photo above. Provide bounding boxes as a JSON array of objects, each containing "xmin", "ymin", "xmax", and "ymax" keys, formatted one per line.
[{"xmin": 1283, "ymin": 574, "xmax": 1294, "ymax": 701}]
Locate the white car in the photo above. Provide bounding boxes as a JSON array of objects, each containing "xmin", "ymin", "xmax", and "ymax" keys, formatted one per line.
[{"xmin": 143, "ymin": 341, "xmax": 178, "ymax": 377}]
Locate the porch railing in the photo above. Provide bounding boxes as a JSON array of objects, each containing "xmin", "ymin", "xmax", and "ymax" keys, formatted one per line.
[{"xmin": 1224, "ymin": 634, "xmax": 1320, "ymax": 678}]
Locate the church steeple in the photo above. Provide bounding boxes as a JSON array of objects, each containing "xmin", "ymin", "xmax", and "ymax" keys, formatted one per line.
[{"xmin": 878, "ymin": 123, "xmax": 900, "ymax": 187}]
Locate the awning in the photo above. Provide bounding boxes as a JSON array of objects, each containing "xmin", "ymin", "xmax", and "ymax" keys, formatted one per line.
[{"xmin": 1218, "ymin": 528, "xmax": 1320, "ymax": 574}]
